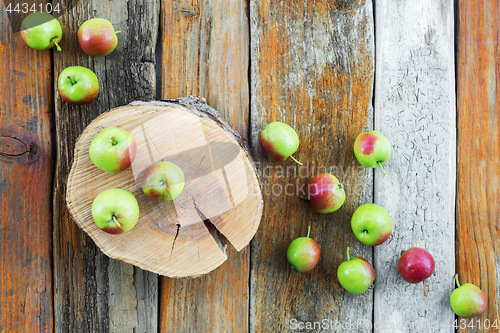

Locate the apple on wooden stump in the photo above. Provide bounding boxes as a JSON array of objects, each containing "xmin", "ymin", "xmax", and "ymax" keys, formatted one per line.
[
  {"xmin": 351, "ymin": 203, "xmax": 392, "ymax": 246},
  {"xmin": 450, "ymin": 274, "xmax": 487, "ymax": 318},
  {"xmin": 286, "ymin": 226, "xmax": 320, "ymax": 273},
  {"xmin": 91, "ymin": 188, "xmax": 140, "ymax": 234},
  {"xmin": 301, "ymin": 173, "xmax": 346, "ymax": 213},
  {"xmin": 260, "ymin": 122, "xmax": 302, "ymax": 165},
  {"xmin": 21, "ymin": 12, "xmax": 62, "ymax": 51},
  {"xmin": 78, "ymin": 18, "xmax": 120, "ymax": 57},
  {"xmin": 89, "ymin": 127, "xmax": 136, "ymax": 173},
  {"xmin": 398, "ymin": 247, "xmax": 435, "ymax": 296},
  {"xmin": 354, "ymin": 130, "xmax": 391, "ymax": 174},
  {"xmin": 141, "ymin": 161, "xmax": 185, "ymax": 201},
  {"xmin": 337, "ymin": 247, "xmax": 376, "ymax": 295},
  {"xmin": 58, "ymin": 66, "xmax": 99, "ymax": 105}
]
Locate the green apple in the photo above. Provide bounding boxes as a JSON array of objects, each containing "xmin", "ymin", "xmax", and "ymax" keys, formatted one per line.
[
  {"xmin": 351, "ymin": 203, "xmax": 392, "ymax": 246},
  {"xmin": 21, "ymin": 12, "xmax": 62, "ymax": 51},
  {"xmin": 92, "ymin": 188, "xmax": 140, "ymax": 234},
  {"xmin": 302, "ymin": 173, "xmax": 346, "ymax": 213},
  {"xmin": 141, "ymin": 161, "xmax": 185, "ymax": 201},
  {"xmin": 260, "ymin": 122, "xmax": 302, "ymax": 165},
  {"xmin": 337, "ymin": 247, "xmax": 375, "ymax": 295},
  {"xmin": 353, "ymin": 130, "xmax": 391, "ymax": 174},
  {"xmin": 450, "ymin": 274, "xmax": 487, "ymax": 318},
  {"xmin": 286, "ymin": 226, "xmax": 320, "ymax": 273},
  {"xmin": 78, "ymin": 18, "xmax": 120, "ymax": 57},
  {"xmin": 89, "ymin": 127, "xmax": 136, "ymax": 173},
  {"xmin": 58, "ymin": 66, "xmax": 99, "ymax": 105}
]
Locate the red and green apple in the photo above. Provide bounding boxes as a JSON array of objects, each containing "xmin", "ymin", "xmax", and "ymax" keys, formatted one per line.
[
  {"xmin": 302, "ymin": 173, "xmax": 345, "ymax": 213},
  {"xmin": 337, "ymin": 247, "xmax": 376, "ymax": 295},
  {"xmin": 351, "ymin": 203, "xmax": 392, "ymax": 246},
  {"xmin": 286, "ymin": 226, "xmax": 320, "ymax": 273},
  {"xmin": 91, "ymin": 188, "xmax": 140, "ymax": 234},
  {"xmin": 260, "ymin": 122, "xmax": 302, "ymax": 165},
  {"xmin": 78, "ymin": 18, "xmax": 120, "ymax": 57},
  {"xmin": 21, "ymin": 12, "xmax": 62, "ymax": 51},
  {"xmin": 450, "ymin": 274, "xmax": 487, "ymax": 318},
  {"xmin": 141, "ymin": 161, "xmax": 185, "ymax": 201},
  {"xmin": 89, "ymin": 127, "xmax": 136, "ymax": 173},
  {"xmin": 354, "ymin": 130, "xmax": 391, "ymax": 174},
  {"xmin": 58, "ymin": 66, "xmax": 99, "ymax": 105}
]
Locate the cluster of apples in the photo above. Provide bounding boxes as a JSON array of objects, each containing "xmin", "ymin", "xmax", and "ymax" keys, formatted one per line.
[
  {"xmin": 88, "ymin": 127, "xmax": 186, "ymax": 233},
  {"xmin": 260, "ymin": 122, "xmax": 487, "ymax": 318},
  {"xmin": 20, "ymin": 12, "xmax": 120, "ymax": 104}
]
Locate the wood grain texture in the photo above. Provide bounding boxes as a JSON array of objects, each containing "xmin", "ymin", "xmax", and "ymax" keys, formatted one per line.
[
  {"xmin": 160, "ymin": 1, "xmax": 251, "ymax": 332},
  {"xmin": 0, "ymin": 1, "xmax": 53, "ymax": 331},
  {"xmin": 457, "ymin": 0, "xmax": 500, "ymax": 330},
  {"xmin": 373, "ymin": 1, "xmax": 456, "ymax": 331},
  {"xmin": 66, "ymin": 101, "xmax": 262, "ymax": 277},
  {"xmin": 52, "ymin": 0, "xmax": 159, "ymax": 331},
  {"xmin": 250, "ymin": 0, "xmax": 374, "ymax": 331}
]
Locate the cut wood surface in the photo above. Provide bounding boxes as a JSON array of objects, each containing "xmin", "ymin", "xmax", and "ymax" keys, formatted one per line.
[
  {"xmin": 457, "ymin": 0, "xmax": 500, "ymax": 331},
  {"xmin": 249, "ymin": 0, "xmax": 374, "ymax": 331},
  {"xmin": 0, "ymin": 1, "xmax": 53, "ymax": 331},
  {"xmin": 52, "ymin": 0, "xmax": 159, "ymax": 331},
  {"xmin": 160, "ymin": 0, "xmax": 251, "ymax": 332},
  {"xmin": 66, "ymin": 100, "xmax": 262, "ymax": 277},
  {"xmin": 373, "ymin": 1, "xmax": 456, "ymax": 331}
]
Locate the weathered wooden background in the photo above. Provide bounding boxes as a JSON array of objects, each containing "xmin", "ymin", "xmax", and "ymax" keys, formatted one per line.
[{"xmin": 0, "ymin": 0, "xmax": 499, "ymax": 332}]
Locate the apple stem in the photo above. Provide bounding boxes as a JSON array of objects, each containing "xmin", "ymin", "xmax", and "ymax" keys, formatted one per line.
[
  {"xmin": 115, "ymin": 30, "xmax": 122, "ymax": 34},
  {"xmin": 67, "ymin": 76, "xmax": 76, "ymax": 85},
  {"xmin": 111, "ymin": 137, "xmax": 117, "ymax": 146},
  {"xmin": 299, "ymin": 195, "xmax": 309, "ymax": 201},
  {"xmin": 454, "ymin": 274, "xmax": 460, "ymax": 288},
  {"xmin": 290, "ymin": 155, "xmax": 303, "ymax": 166},
  {"xmin": 346, "ymin": 247, "xmax": 350, "ymax": 261},
  {"xmin": 112, "ymin": 215, "xmax": 121, "ymax": 228},
  {"xmin": 306, "ymin": 225, "xmax": 311, "ymax": 238},
  {"xmin": 51, "ymin": 38, "xmax": 61, "ymax": 51},
  {"xmin": 377, "ymin": 161, "xmax": 386, "ymax": 175},
  {"xmin": 423, "ymin": 279, "xmax": 427, "ymax": 296}
]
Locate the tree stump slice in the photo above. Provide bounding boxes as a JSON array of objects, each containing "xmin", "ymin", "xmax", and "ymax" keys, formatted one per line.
[{"xmin": 66, "ymin": 97, "xmax": 263, "ymax": 278}]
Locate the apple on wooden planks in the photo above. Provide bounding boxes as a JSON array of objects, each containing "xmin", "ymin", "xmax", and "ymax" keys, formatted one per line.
[
  {"xmin": 58, "ymin": 66, "xmax": 99, "ymax": 105},
  {"xmin": 92, "ymin": 188, "xmax": 140, "ymax": 234},
  {"xmin": 89, "ymin": 127, "xmax": 136, "ymax": 173},
  {"xmin": 286, "ymin": 226, "xmax": 320, "ymax": 273},
  {"xmin": 260, "ymin": 122, "xmax": 302, "ymax": 165},
  {"xmin": 354, "ymin": 130, "xmax": 391, "ymax": 175},
  {"xmin": 351, "ymin": 203, "xmax": 392, "ymax": 246},
  {"xmin": 398, "ymin": 247, "xmax": 435, "ymax": 296},
  {"xmin": 21, "ymin": 12, "xmax": 62, "ymax": 51},
  {"xmin": 78, "ymin": 18, "xmax": 121, "ymax": 57},
  {"xmin": 301, "ymin": 173, "xmax": 346, "ymax": 213},
  {"xmin": 337, "ymin": 247, "xmax": 376, "ymax": 295},
  {"xmin": 450, "ymin": 274, "xmax": 487, "ymax": 318}
]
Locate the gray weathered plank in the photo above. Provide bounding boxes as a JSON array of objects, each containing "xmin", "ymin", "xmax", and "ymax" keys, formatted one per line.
[
  {"xmin": 250, "ymin": 0, "xmax": 375, "ymax": 331},
  {"xmin": 373, "ymin": 1, "xmax": 456, "ymax": 331},
  {"xmin": 52, "ymin": 0, "xmax": 159, "ymax": 331}
]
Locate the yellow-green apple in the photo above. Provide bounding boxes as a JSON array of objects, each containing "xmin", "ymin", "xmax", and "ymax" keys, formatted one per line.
[
  {"xmin": 450, "ymin": 274, "xmax": 487, "ymax": 318},
  {"xmin": 78, "ymin": 18, "xmax": 120, "ymax": 57},
  {"xmin": 354, "ymin": 130, "xmax": 391, "ymax": 174},
  {"xmin": 260, "ymin": 122, "xmax": 302, "ymax": 165},
  {"xmin": 351, "ymin": 203, "xmax": 392, "ymax": 246},
  {"xmin": 286, "ymin": 226, "xmax": 320, "ymax": 273},
  {"xmin": 141, "ymin": 161, "xmax": 185, "ymax": 201},
  {"xmin": 301, "ymin": 173, "xmax": 345, "ymax": 213},
  {"xmin": 337, "ymin": 247, "xmax": 376, "ymax": 295},
  {"xmin": 89, "ymin": 127, "xmax": 136, "ymax": 173},
  {"xmin": 91, "ymin": 188, "xmax": 140, "ymax": 234},
  {"xmin": 58, "ymin": 66, "xmax": 99, "ymax": 105},
  {"xmin": 21, "ymin": 12, "xmax": 62, "ymax": 51},
  {"xmin": 398, "ymin": 247, "xmax": 435, "ymax": 296}
]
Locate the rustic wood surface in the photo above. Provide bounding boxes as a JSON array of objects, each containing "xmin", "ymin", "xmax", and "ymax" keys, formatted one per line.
[
  {"xmin": 373, "ymin": 0, "xmax": 456, "ymax": 331},
  {"xmin": 159, "ymin": 1, "xmax": 251, "ymax": 332},
  {"xmin": 0, "ymin": 1, "xmax": 53, "ymax": 331},
  {"xmin": 52, "ymin": 0, "xmax": 159, "ymax": 331},
  {"xmin": 457, "ymin": 0, "xmax": 500, "ymax": 331},
  {"xmin": 249, "ymin": 0, "xmax": 375, "ymax": 331}
]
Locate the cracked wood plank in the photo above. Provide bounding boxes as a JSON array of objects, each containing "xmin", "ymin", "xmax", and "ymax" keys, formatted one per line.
[
  {"xmin": 456, "ymin": 0, "xmax": 500, "ymax": 331},
  {"xmin": 249, "ymin": 0, "xmax": 374, "ymax": 331},
  {"xmin": 52, "ymin": 0, "xmax": 159, "ymax": 331},
  {"xmin": 159, "ymin": 0, "xmax": 251, "ymax": 332},
  {"xmin": 373, "ymin": 1, "xmax": 456, "ymax": 331},
  {"xmin": 0, "ymin": 1, "xmax": 53, "ymax": 331}
]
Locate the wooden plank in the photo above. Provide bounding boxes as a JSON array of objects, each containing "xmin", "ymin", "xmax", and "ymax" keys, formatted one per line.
[
  {"xmin": 373, "ymin": 0, "xmax": 456, "ymax": 331},
  {"xmin": 249, "ymin": 0, "xmax": 374, "ymax": 331},
  {"xmin": 52, "ymin": 0, "xmax": 159, "ymax": 331},
  {"xmin": 159, "ymin": 0, "xmax": 250, "ymax": 331},
  {"xmin": 456, "ymin": 0, "xmax": 500, "ymax": 330},
  {"xmin": 0, "ymin": 2, "xmax": 53, "ymax": 331}
]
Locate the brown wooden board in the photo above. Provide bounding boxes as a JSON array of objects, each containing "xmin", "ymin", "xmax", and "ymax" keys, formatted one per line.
[
  {"xmin": 159, "ymin": 0, "xmax": 251, "ymax": 331},
  {"xmin": 52, "ymin": 0, "xmax": 159, "ymax": 331},
  {"xmin": 457, "ymin": 0, "xmax": 500, "ymax": 330},
  {"xmin": 249, "ymin": 0, "xmax": 374, "ymax": 331},
  {"xmin": 0, "ymin": 1, "xmax": 53, "ymax": 331}
]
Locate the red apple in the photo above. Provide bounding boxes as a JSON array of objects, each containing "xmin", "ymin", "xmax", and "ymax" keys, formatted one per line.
[
  {"xmin": 78, "ymin": 18, "xmax": 120, "ymax": 57},
  {"xmin": 141, "ymin": 161, "xmax": 185, "ymax": 201},
  {"xmin": 301, "ymin": 173, "xmax": 346, "ymax": 213},
  {"xmin": 398, "ymin": 247, "xmax": 435, "ymax": 296}
]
